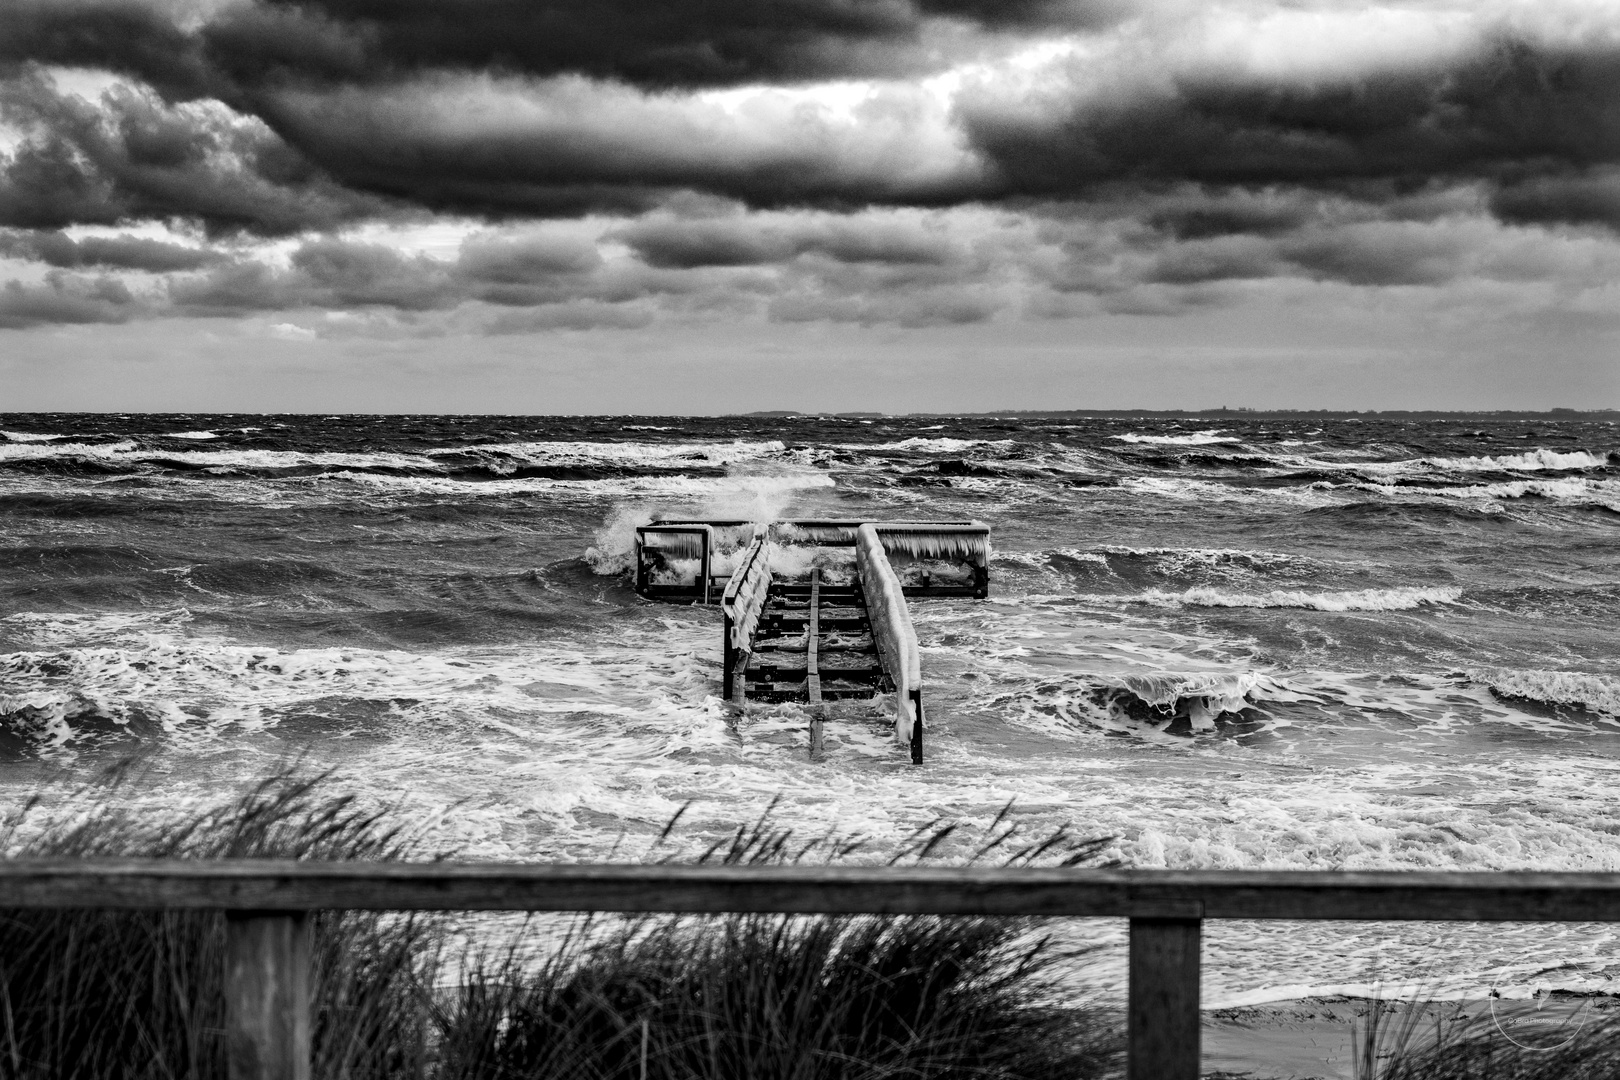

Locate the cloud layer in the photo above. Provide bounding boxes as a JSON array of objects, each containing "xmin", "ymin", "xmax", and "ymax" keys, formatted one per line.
[{"xmin": 2, "ymin": 0, "xmax": 1619, "ymax": 337}]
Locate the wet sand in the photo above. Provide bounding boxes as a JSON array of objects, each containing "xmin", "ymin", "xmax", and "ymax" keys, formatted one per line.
[{"xmin": 1204, "ymin": 995, "xmax": 1616, "ymax": 1079}]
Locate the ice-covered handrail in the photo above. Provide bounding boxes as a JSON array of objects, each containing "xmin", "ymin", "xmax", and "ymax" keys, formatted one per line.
[
  {"xmin": 872, "ymin": 523, "xmax": 989, "ymax": 567},
  {"xmin": 722, "ymin": 533, "xmax": 771, "ymax": 652},
  {"xmin": 770, "ymin": 521, "xmax": 988, "ymax": 566},
  {"xmin": 855, "ymin": 524, "xmax": 921, "ymax": 744}
]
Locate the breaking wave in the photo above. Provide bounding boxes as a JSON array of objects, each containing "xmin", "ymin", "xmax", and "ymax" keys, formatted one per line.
[
  {"xmin": 1422, "ymin": 449, "xmax": 1612, "ymax": 472},
  {"xmin": 1468, "ymin": 668, "xmax": 1620, "ymax": 721},
  {"xmin": 842, "ymin": 437, "xmax": 1016, "ymax": 453},
  {"xmin": 427, "ymin": 439, "xmax": 789, "ymax": 468},
  {"xmin": 0, "ymin": 437, "xmax": 814, "ymax": 488},
  {"xmin": 1365, "ymin": 477, "xmax": 1620, "ymax": 506},
  {"xmin": 1136, "ymin": 585, "xmax": 1462, "ymax": 611},
  {"xmin": 1112, "ymin": 430, "xmax": 1240, "ymax": 445}
]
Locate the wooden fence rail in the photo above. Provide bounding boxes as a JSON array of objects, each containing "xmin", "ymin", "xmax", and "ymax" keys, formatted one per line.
[{"xmin": 6, "ymin": 862, "xmax": 1620, "ymax": 1080}]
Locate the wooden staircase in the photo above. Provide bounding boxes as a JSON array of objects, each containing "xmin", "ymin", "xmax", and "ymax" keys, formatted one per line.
[
  {"xmin": 743, "ymin": 570, "xmax": 888, "ymax": 702},
  {"xmin": 702, "ymin": 522, "xmax": 974, "ymax": 764}
]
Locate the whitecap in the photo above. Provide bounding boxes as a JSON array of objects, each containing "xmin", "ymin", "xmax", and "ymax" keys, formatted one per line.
[
  {"xmin": 1423, "ymin": 449, "xmax": 1609, "ymax": 472},
  {"xmin": 838, "ymin": 437, "xmax": 1016, "ymax": 453},
  {"xmin": 332, "ymin": 469, "xmax": 835, "ymax": 499},
  {"xmin": 1134, "ymin": 586, "xmax": 1462, "ymax": 611},
  {"xmin": 1467, "ymin": 667, "xmax": 1620, "ymax": 721},
  {"xmin": 427, "ymin": 438, "xmax": 789, "ymax": 468},
  {"xmin": 1111, "ymin": 430, "xmax": 1239, "ymax": 446}
]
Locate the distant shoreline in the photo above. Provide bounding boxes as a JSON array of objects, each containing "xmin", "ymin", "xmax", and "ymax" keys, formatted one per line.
[
  {"xmin": 745, "ymin": 408, "xmax": 1620, "ymax": 420},
  {"xmin": 4, "ymin": 408, "xmax": 1616, "ymax": 421}
]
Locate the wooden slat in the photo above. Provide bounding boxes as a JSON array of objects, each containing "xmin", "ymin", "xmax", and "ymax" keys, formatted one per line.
[
  {"xmin": 806, "ymin": 568, "xmax": 821, "ymax": 701},
  {"xmin": 5, "ymin": 864, "xmax": 1620, "ymax": 919},
  {"xmin": 744, "ymin": 663, "xmax": 883, "ymax": 679},
  {"xmin": 807, "ymin": 569, "xmax": 825, "ymax": 759},
  {"xmin": 1128, "ymin": 918, "xmax": 1200, "ymax": 1080},
  {"xmin": 226, "ymin": 912, "xmax": 310, "ymax": 1080}
]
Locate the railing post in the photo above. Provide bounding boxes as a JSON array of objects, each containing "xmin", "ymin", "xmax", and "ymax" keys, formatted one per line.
[
  {"xmin": 1128, "ymin": 916, "xmax": 1201, "ymax": 1080},
  {"xmin": 908, "ymin": 687, "xmax": 924, "ymax": 764},
  {"xmin": 723, "ymin": 611, "xmax": 735, "ymax": 698},
  {"xmin": 700, "ymin": 530, "xmax": 711, "ymax": 605},
  {"xmin": 226, "ymin": 911, "xmax": 311, "ymax": 1080}
]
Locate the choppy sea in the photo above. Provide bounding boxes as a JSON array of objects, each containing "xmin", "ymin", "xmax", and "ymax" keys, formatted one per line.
[{"xmin": 2, "ymin": 412, "xmax": 1618, "ymax": 1010}]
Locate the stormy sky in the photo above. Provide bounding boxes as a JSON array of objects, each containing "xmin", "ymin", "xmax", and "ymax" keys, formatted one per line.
[{"xmin": 1, "ymin": 0, "xmax": 1617, "ymax": 412}]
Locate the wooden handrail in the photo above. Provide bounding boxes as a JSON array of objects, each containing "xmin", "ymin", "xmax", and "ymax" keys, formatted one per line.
[
  {"xmin": 854, "ymin": 524, "xmax": 921, "ymax": 751},
  {"xmin": 12, "ymin": 862, "xmax": 1620, "ymax": 1080},
  {"xmin": 8, "ymin": 861, "xmax": 1620, "ymax": 918}
]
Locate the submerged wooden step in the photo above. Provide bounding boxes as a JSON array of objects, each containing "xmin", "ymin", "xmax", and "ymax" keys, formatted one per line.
[
  {"xmin": 773, "ymin": 584, "xmax": 863, "ymax": 596},
  {"xmin": 764, "ymin": 616, "xmax": 868, "ymax": 631},
  {"xmin": 770, "ymin": 603, "xmax": 866, "ymax": 617},
  {"xmin": 745, "ymin": 662, "xmax": 884, "ymax": 678}
]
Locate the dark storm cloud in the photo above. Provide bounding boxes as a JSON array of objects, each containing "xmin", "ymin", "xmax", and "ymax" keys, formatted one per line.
[
  {"xmin": 0, "ymin": 270, "xmax": 139, "ymax": 327},
  {"xmin": 1140, "ymin": 236, "xmax": 1283, "ymax": 285},
  {"xmin": 1490, "ymin": 168, "xmax": 1620, "ymax": 230},
  {"xmin": 229, "ymin": 31, "xmax": 1620, "ymax": 226},
  {"xmin": 3, "ymin": 0, "xmax": 1620, "ymax": 336},
  {"xmin": 0, "ymin": 228, "xmax": 225, "ymax": 270},
  {"xmin": 170, "ymin": 237, "xmax": 452, "ymax": 312},
  {"xmin": 611, "ymin": 214, "xmax": 955, "ymax": 268},
  {"xmin": 0, "ymin": 69, "xmax": 392, "ymax": 235},
  {"xmin": 0, "ymin": 0, "xmax": 215, "ymax": 100},
  {"xmin": 201, "ymin": 0, "xmax": 1131, "ymax": 89},
  {"xmin": 1, "ymin": 0, "xmax": 1118, "ymax": 96},
  {"xmin": 5, "ymin": 2, "xmax": 1620, "ymax": 236},
  {"xmin": 961, "ymin": 40, "xmax": 1620, "ymax": 211},
  {"xmin": 8, "ymin": 187, "xmax": 1617, "ymax": 331}
]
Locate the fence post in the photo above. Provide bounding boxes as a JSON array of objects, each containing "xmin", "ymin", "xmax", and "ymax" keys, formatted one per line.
[
  {"xmin": 1128, "ymin": 916, "xmax": 1201, "ymax": 1080},
  {"xmin": 908, "ymin": 688, "xmax": 924, "ymax": 765},
  {"xmin": 723, "ymin": 611, "xmax": 735, "ymax": 698},
  {"xmin": 700, "ymin": 530, "xmax": 711, "ymax": 605},
  {"xmin": 226, "ymin": 911, "xmax": 311, "ymax": 1080}
]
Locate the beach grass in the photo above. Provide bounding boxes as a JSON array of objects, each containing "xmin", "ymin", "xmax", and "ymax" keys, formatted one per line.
[
  {"xmin": 1349, "ymin": 992, "xmax": 1620, "ymax": 1080},
  {"xmin": 0, "ymin": 771, "xmax": 438, "ymax": 1079},
  {"xmin": 0, "ymin": 773, "xmax": 1120, "ymax": 1079}
]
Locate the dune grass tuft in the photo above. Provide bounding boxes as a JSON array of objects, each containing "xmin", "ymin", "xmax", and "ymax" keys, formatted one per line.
[
  {"xmin": 435, "ymin": 799, "xmax": 1120, "ymax": 1080},
  {"xmin": 0, "ymin": 773, "xmax": 1120, "ymax": 1079},
  {"xmin": 0, "ymin": 770, "xmax": 438, "ymax": 1079},
  {"xmin": 1363, "ymin": 1005, "xmax": 1620, "ymax": 1080}
]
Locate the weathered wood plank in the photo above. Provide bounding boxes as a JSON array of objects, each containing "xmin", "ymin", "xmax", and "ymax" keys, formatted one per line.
[
  {"xmin": 807, "ymin": 570, "xmax": 827, "ymax": 759},
  {"xmin": 729, "ymin": 650, "xmax": 749, "ymax": 706},
  {"xmin": 6, "ymin": 864, "xmax": 1620, "ymax": 920},
  {"xmin": 1128, "ymin": 917, "xmax": 1200, "ymax": 1080},
  {"xmin": 807, "ymin": 569, "xmax": 821, "ymax": 687},
  {"xmin": 226, "ymin": 912, "xmax": 310, "ymax": 1080},
  {"xmin": 909, "ymin": 687, "xmax": 923, "ymax": 765}
]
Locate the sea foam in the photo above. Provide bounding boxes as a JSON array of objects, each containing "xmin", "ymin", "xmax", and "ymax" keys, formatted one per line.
[
  {"xmin": 1137, "ymin": 586, "xmax": 1462, "ymax": 611},
  {"xmin": 1111, "ymin": 429, "xmax": 1239, "ymax": 446},
  {"xmin": 1468, "ymin": 667, "xmax": 1620, "ymax": 721},
  {"xmin": 1423, "ymin": 449, "xmax": 1610, "ymax": 472}
]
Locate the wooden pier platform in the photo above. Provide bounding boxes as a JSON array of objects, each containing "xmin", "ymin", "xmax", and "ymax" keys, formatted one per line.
[
  {"xmin": 636, "ymin": 518, "xmax": 987, "ymax": 762},
  {"xmin": 744, "ymin": 575, "xmax": 886, "ymax": 701}
]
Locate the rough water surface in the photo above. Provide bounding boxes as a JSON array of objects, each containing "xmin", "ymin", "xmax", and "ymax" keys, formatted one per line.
[{"xmin": 2, "ymin": 412, "xmax": 1619, "ymax": 1016}]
